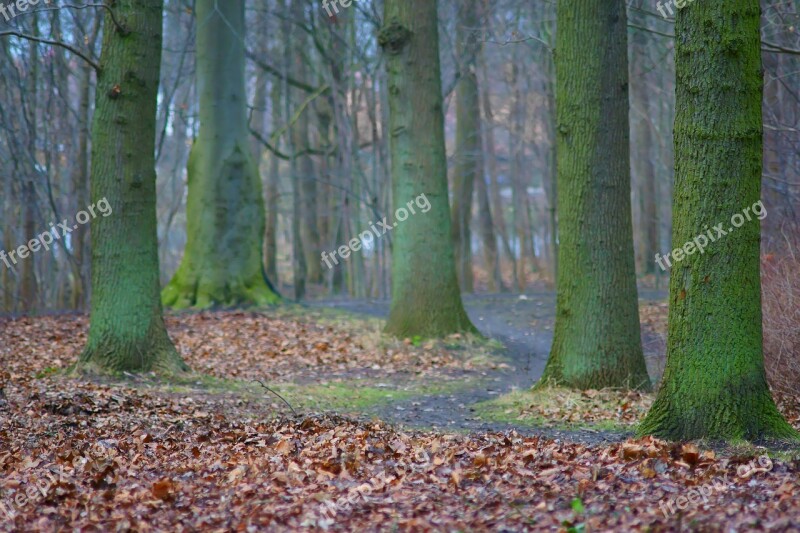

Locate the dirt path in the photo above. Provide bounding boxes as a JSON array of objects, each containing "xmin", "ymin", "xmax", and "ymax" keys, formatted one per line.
[{"xmin": 311, "ymin": 290, "xmax": 666, "ymax": 442}]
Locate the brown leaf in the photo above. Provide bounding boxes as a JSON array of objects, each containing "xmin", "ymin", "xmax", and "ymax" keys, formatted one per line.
[
  {"xmin": 681, "ymin": 443, "xmax": 700, "ymax": 465},
  {"xmin": 152, "ymin": 479, "xmax": 174, "ymax": 500}
]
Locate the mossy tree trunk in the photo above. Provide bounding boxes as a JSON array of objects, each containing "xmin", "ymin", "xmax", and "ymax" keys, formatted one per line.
[
  {"xmin": 638, "ymin": 0, "xmax": 796, "ymax": 441},
  {"xmin": 539, "ymin": 0, "xmax": 650, "ymax": 390},
  {"xmin": 379, "ymin": 0, "xmax": 477, "ymax": 338},
  {"xmin": 162, "ymin": 0, "xmax": 279, "ymax": 309},
  {"xmin": 77, "ymin": 0, "xmax": 187, "ymax": 374}
]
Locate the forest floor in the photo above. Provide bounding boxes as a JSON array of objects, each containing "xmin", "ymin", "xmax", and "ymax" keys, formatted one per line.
[
  {"xmin": 1, "ymin": 291, "xmax": 800, "ymax": 531},
  {"xmin": 311, "ymin": 291, "xmax": 668, "ymax": 439}
]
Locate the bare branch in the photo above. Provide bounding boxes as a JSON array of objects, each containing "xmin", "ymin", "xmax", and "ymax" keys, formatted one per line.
[
  {"xmin": 0, "ymin": 30, "xmax": 100, "ymax": 72},
  {"xmin": 34, "ymin": 3, "xmax": 127, "ymax": 34}
]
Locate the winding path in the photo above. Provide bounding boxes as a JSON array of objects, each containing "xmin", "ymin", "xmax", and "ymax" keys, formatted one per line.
[{"xmin": 312, "ymin": 290, "xmax": 666, "ymax": 442}]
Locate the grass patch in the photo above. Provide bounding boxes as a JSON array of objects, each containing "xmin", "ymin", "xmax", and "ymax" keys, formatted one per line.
[
  {"xmin": 474, "ymin": 386, "xmax": 653, "ymax": 432},
  {"xmin": 273, "ymin": 377, "xmax": 482, "ymax": 414},
  {"xmin": 112, "ymin": 370, "xmax": 480, "ymax": 417},
  {"xmin": 35, "ymin": 366, "xmax": 61, "ymax": 379},
  {"xmin": 277, "ymin": 382, "xmax": 415, "ymax": 412}
]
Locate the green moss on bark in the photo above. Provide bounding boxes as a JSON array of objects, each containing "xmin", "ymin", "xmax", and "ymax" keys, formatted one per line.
[
  {"xmin": 638, "ymin": 0, "xmax": 797, "ymax": 441},
  {"xmin": 77, "ymin": 0, "xmax": 187, "ymax": 375},
  {"xmin": 162, "ymin": 0, "xmax": 279, "ymax": 309},
  {"xmin": 540, "ymin": 0, "xmax": 650, "ymax": 391},
  {"xmin": 379, "ymin": 0, "xmax": 477, "ymax": 339}
]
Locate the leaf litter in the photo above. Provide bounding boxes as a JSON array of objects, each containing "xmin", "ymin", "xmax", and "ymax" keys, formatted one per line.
[{"xmin": 1, "ymin": 313, "xmax": 799, "ymax": 531}]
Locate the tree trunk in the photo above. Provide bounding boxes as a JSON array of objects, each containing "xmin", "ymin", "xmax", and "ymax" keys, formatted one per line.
[
  {"xmin": 283, "ymin": 0, "xmax": 306, "ymax": 300},
  {"xmin": 1, "ymin": 172, "xmax": 13, "ymax": 313},
  {"xmin": 265, "ymin": 78, "xmax": 281, "ymax": 285},
  {"xmin": 379, "ymin": 0, "xmax": 477, "ymax": 338},
  {"xmin": 639, "ymin": 0, "xmax": 795, "ymax": 440},
  {"xmin": 475, "ymin": 159, "xmax": 499, "ymax": 292},
  {"xmin": 540, "ymin": 0, "xmax": 650, "ymax": 390},
  {"xmin": 291, "ymin": 0, "xmax": 321, "ymax": 286},
  {"xmin": 20, "ymin": 181, "xmax": 37, "ymax": 313},
  {"xmin": 630, "ymin": 10, "xmax": 659, "ymax": 276},
  {"xmin": 78, "ymin": 0, "xmax": 187, "ymax": 374},
  {"xmin": 450, "ymin": 0, "xmax": 481, "ymax": 293},
  {"xmin": 252, "ymin": 5, "xmax": 279, "ymax": 287},
  {"xmin": 162, "ymin": 0, "xmax": 279, "ymax": 309},
  {"xmin": 509, "ymin": 59, "xmax": 531, "ymax": 291},
  {"xmin": 480, "ymin": 57, "xmax": 515, "ymax": 291},
  {"xmin": 20, "ymin": 19, "xmax": 39, "ymax": 314},
  {"xmin": 637, "ymin": 120, "xmax": 658, "ymax": 275},
  {"xmin": 538, "ymin": 14, "xmax": 558, "ymax": 284},
  {"xmin": 71, "ymin": 59, "xmax": 93, "ymax": 310}
]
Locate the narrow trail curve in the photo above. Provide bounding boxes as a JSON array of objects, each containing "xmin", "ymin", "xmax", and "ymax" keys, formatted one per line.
[{"xmin": 310, "ymin": 291, "xmax": 666, "ymax": 444}]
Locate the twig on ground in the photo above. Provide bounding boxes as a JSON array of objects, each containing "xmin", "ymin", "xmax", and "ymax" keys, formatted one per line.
[{"xmin": 252, "ymin": 379, "xmax": 298, "ymax": 416}]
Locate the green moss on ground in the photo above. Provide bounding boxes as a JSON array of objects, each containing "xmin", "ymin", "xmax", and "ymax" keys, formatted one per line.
[
  {"xmin": 277, "ymin": 382, "xmax": 415, "ymax": 411},
  {"xmin": 94, "ymin": 371, "xmax": 479, "ymax": 417}
]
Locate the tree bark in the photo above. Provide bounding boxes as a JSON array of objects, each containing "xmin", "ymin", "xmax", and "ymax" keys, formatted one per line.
[
  {"xmin": 291, "ymin": 0, "xmax": 321, "ymax": 286},
  {"xmin": 162, "ymin": 0, "xmax": 279, "ymax": 309},
  {"xmin": 265, "ymin": 78, "xmax": 281, "ymax": 285},
  {"xmin": 252, "ymin": 4, "xmax": 279, "ymax": 287},
  {"xmin": 450, "ymin": 0, "xmax": 481, "ymax": 293},
  {"xmin": 509, "ymin": 58, "xmax": 531, "ymax": 291},
  {"xmin": 630, "ymin": 10, "xmax": 659, "ymax": 276},
  {"xmin": 20, "ymin": 181, "xmax": 37, "ymax": 313},
  {"xmin": 475, "ymin": 158, "xmax": 499, "ymax": 292},
  {"xmin": 379, "ymin": 0, "xmax": 477, "ymax": 338},
  {"xmin": 480, "ymin": 57, "xmax": 514, "ymax": 291},
  {"xmin": 540, "ymin": 0, "xmax": 650, "ymax": 390},
  {"xmin": 639, "ymin": 0, "xmax": 796, "ymax": 440},
  {"xmin": 20, "ymin": 18, "xmax": 39, "ymax": 314},
  {"xmin": 71, "ymin": 59, "xmax": 93, "ymax": 310},
  {"xmin": 78, "ymin": 0, "xmax": 187, "ymax": 374},
  {"xmin": 1, "ymin": 172, "xmax": 12, "ymax": 313}
]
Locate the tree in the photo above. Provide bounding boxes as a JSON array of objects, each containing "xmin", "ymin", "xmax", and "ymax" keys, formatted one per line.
[
  {"xmin": 639, "ymin": 0, "xmax": 796, "ymax": 440},
  {"xmin": 379, "ymin": 0, "xmax": 477, "ymax": 338},
  {"xmin": 450, "ymin": 0, "xmax": 481, "ymax": 293},
  {"xmin": 77, "ymin": 0, "xmax": 187, "ymax": 374},
  {"xmin": 630, "ymin": 1, "xmax": 659, "ymax": 277},
  {"xmin": 291, "ymin": 0, "xmax": 322, "ymax": 288},
  {"xmin": 162, "ymin": 0, "xmax": 279, "ymax": 309},
  {"xmin": 539, "ymin": 0, "xmax": 650, "ymax": 390}
]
